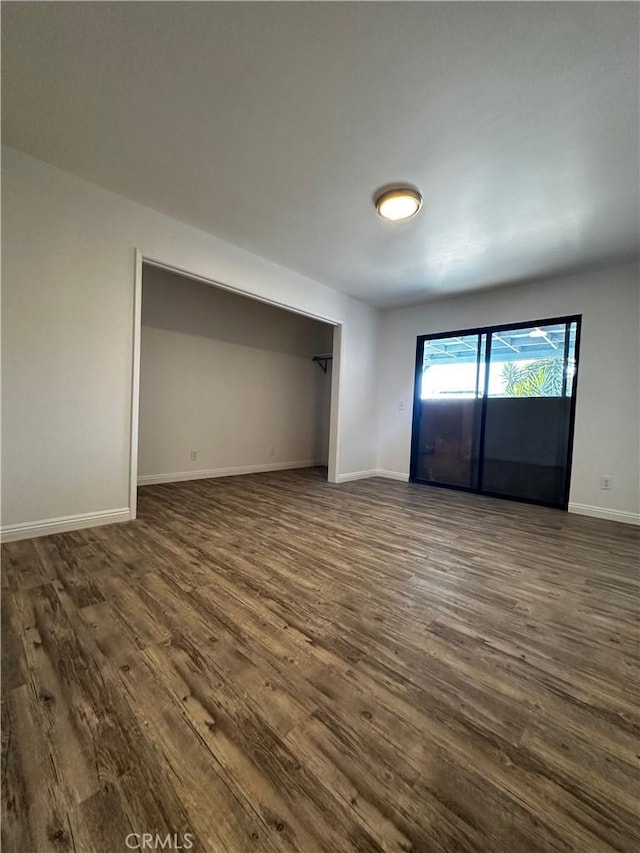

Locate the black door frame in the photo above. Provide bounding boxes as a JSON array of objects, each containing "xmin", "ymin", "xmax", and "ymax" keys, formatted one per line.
[{"xmin": 409, "ymin": 314, "xmax": 583, "ymax": 510}]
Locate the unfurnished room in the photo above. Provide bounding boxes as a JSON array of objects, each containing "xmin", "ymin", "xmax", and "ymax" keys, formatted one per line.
[{"xmin": 1, "ymin": 2, "xmax": 639, "ymax": 852}]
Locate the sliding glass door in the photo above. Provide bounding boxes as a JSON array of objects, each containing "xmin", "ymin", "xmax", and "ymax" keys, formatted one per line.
[{"xmin": 410, "ymin": 316, "xmax": 581, "ymax": 509}]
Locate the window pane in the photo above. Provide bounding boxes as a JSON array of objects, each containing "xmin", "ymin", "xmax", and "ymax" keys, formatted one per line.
[
  {"xmin": 487, "ymin": 323, "xmax": 570, "ymax": 398},
  {"xmin": 421, "ymin": 334, "xmax": 482, "ymax": 399}
]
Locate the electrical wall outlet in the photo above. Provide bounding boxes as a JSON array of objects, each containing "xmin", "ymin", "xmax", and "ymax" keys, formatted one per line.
[
  {"xmin": 190, "ymin": 449, "xmax": 199, "ymax": 461},
  {"xmin": 600, "ymin": 475, "xmax": 613, "ymax": 490}
]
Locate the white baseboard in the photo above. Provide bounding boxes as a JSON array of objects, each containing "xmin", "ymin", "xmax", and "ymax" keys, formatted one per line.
[
  {"xmin": 335, "ymin": 469, "xmax": 379, "ymax": 483},
  {"xmin": 568, "ymin": 503, "xmax": 640, "ymax": 526},
  {"xmin": 375, "ymin": 469, "xmax": 410, "ymax": 482},
  {"xmin": 1, "ymin": 507, "xmax": 131, "ymax": 543},
  {"xmin": 138, "ymin": 460, "xmax": 320, "ymax": 486},
  {"xmin": 336, "ymin": 469, "xmax": 410, "ymax": 483}
]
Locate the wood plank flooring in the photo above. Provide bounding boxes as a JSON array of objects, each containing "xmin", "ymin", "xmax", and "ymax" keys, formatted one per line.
[{"xmin": 2, "ymin": 468, "xmax": 639, "ymax": 852}]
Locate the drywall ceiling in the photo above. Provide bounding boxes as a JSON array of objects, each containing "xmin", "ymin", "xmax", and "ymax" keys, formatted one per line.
[{"xmin": 2, "ymin": 2, "xmax": 638, "ymax": 308}]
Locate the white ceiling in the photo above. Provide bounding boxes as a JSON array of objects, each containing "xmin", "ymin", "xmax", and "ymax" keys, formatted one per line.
[{"xmin": 3, "ymin": 2, "xmax": 638, "ymax": 308}]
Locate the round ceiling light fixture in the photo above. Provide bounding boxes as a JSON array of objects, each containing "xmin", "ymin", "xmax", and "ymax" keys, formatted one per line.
[{"xmin": 375, "ymin": 186, "xmax": 423, "ymax": 221}]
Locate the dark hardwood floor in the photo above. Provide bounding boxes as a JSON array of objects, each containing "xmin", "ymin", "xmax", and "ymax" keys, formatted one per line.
[{"xmin": 2, "ymin": 468, "xmax": 639, "ymax": 852}]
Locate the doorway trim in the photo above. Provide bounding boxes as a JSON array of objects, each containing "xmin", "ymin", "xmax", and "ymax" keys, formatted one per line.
[{"xmin": 129, "ymin": 249, "xmax": 342, "ymax": 519}]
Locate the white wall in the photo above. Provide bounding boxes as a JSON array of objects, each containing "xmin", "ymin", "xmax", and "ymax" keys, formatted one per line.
[
  {"xmin": 1, "ymin": 146, "xmax": 379, "ymax": 537},
  {"xmin": 3, "ymin": 144, "xmax": 636, "ymax": 537},
  {"xmin": 139, "ymin": 266, "xmax": 333, "ymax": 481},
  {"xmin": 377, "ymin": 262, "xmax": 640, "ymax": 523}
]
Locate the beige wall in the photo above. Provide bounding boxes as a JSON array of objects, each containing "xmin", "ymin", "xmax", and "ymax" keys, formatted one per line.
[
  {"xmin": 139, "ymin": 266, "xmax": 333, "ymax": 480},
  {"xmin": 376, "ymin": 262, "xmax": 640, "ymax": 523}
]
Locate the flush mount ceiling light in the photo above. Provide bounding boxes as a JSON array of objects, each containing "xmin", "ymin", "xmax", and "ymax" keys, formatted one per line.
[{"xmin": 375, "ymin": 187, "xmax": 423, "ymax": 221}]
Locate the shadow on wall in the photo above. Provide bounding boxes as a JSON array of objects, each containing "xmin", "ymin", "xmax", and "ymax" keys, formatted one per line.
[{"xmin": 142, "ymin": 264, "xmax": 333, "ymax": 358}]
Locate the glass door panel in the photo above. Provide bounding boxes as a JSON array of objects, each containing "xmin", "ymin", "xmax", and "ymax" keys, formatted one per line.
[
  {"xmin": 412, "ymin": 334, "xmax": 483, "ymax": 488},
  {"xmin": 481, "ymin": 322, "xmax": 576, "ymax": 505},
  {"xmin": 410, "ymin": 316, "xmax": 580, "ymax": 509}
]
